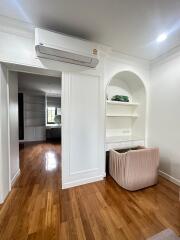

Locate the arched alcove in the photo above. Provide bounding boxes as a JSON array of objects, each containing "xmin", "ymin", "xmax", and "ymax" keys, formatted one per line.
[{"xmin": 106, "ymin": 71, "xmax": 146, "ymax": 150}]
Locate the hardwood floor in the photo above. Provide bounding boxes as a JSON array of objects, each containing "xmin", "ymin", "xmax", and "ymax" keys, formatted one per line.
[
  {"xmin": 0, "ymin": 143, "xmax": 179, "ymax": 240},
  {"xmin": 0, "ymin": 142, "xmax": 61, "ymax": 240}
]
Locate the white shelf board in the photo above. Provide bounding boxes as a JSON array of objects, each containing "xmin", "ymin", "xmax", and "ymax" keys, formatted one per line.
[
  {"xmin": 106, "ymin": 135, "xmax": 144, "ymax": 143},
  {"xmin": 106, "ymin": 100, "xmax": 139, "ymax": 106},
  {"xmin": 106, "ymin": 114, "xmax": 138, "ymax": 118}
]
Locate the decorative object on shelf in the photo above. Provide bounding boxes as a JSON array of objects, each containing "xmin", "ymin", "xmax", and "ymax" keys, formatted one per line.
[
  {"xmin": 111, "ymin": 95, "xmax": 129, "ymax": 102},
  {"xmin": 54, "ymin": 115, "xmax": 61, "ymax": 125}
]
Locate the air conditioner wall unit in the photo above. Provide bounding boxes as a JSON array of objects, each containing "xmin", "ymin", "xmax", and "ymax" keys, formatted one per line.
[{"xmin": 35, "ymin": 28, "xmax": 99, "ymax": 68}]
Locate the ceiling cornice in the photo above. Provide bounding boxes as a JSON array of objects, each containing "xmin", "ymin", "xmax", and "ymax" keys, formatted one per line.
[
  {"xmin": 0, "ymin": 15, "xmax": 34, "ymax": 38},
  {"xmin": 108, "ymin": 49, "xmax": 150, "ymax": 70},
  {"xmin": 150, "ymin": 44, "xmax": 180, "ymax": 68}
]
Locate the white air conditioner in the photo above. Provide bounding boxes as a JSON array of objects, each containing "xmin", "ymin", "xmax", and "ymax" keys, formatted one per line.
[{"xmin": 35, "ymin": 28, "xmax": 99, "ymax": 68}]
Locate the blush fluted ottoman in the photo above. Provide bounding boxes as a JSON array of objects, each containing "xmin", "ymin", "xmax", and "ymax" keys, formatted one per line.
[{"xmin": 109, "ymin": 147, "xmax": 159, "ymax": 191}]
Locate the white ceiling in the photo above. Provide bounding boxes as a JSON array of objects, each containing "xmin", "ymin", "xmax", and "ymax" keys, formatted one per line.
[
  {"xmin": 0, "ymin": 0, "xmax": 180, "ymax": 60},
  {"xmin": 18, "ymin": 73, "xmax": 61, "ymax": 96}
]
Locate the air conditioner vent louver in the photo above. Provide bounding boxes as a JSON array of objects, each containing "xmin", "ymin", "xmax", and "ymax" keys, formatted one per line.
[{"xmin": 35, "ymin": 28, "xmax": 99, "ymax": 68}]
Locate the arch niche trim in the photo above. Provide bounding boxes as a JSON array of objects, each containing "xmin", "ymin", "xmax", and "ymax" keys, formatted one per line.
[{"xmin": 105, "ymin": 71, "xmax": 146, "ymax": 151}]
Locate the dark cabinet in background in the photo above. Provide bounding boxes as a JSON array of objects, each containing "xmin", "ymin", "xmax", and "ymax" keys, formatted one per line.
[
  {"xmin": 18, "ymin": 93, "xmax": 24, "ymax": 140},
  {"xmin": 46, "ymin": 127, "xmax": 61, "ymax": 142}
]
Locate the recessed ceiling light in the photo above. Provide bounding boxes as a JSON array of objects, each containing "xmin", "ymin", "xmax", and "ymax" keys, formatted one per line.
[{"xmin": 156, "ymin": 33, "xmax": 167, "ymax": 43}]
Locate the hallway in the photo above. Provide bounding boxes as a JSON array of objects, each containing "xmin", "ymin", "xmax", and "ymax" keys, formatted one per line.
[
  {"xmin": 0, "ymin": 142, "xmax": 61, "ymax": 240},
  {"xmin": 0, "ymin": 143, "xmax": 179, "ymax": 240}
]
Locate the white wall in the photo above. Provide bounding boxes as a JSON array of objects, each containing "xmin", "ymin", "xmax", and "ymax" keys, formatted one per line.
[
  {"xmin": 149, "ymin": 53, "xmax": 180, "ymax": 185},
  {"xmin": 9, "ymin": 72, "xmax": 19, "ymax": 183},
  {"xmin": 0, "ymin": 64, "xmax": 10, "ymax": 203},
  {"xmin": 0, "ymin": 17, "xmax": 151, "ymax": 203}
]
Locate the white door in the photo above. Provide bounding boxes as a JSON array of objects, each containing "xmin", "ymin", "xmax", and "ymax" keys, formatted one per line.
[{"xmin": 62, "ymin": 72, "xmax": 105, "ymax": 189}]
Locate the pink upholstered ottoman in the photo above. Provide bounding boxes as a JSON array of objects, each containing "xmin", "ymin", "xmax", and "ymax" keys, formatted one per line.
[{"xmin": 109, "ymin": 147, "xmax": 159, "ymax": 191}]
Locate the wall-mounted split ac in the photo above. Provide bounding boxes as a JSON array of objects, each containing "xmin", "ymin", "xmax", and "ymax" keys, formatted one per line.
[{"xmin": 35, "ymin": 28, "xmax": 99, "ymax": 68}]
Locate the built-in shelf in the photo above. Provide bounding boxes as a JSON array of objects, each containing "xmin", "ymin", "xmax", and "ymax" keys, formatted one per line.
[
  {"xmin": 106, "ymin": 71, "xmax": 146, "ymax": 151},
  {"xmin": 106, "ymin": 100, "xmax": 139, "ymax": 106},
  {"xmin": 106, "ymin": 135, "xmax": 144, "ymax": 143},
  {"xmin": 106, "ymin": 114, "xmax": 138, "ymax": 118}
]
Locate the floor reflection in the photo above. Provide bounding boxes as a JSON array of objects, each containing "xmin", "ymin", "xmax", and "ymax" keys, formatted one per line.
[{"xmin": 45, "ymin": 151, "xmax": 57, "ymax": 171}]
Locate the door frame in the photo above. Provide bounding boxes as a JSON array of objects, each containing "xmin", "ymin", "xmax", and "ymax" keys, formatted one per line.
[{"xmin": 6, "ymin": 64, "xmax": 62, "ymax": 197}]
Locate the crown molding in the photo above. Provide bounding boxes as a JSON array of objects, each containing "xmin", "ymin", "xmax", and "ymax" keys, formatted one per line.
[
  {"xmin": 108, "ymin": 49, "xmax": 150, "ymax": 70},
  {"xmin": 0, "ymin": 15, "xmax": 34, "ymax": 38},
  {"xmin": 150, "ymin": 44, "xmax": 180, "ymax": 68}
]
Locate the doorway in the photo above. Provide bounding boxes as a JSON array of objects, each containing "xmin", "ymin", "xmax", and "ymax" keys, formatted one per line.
[{"xmin": 8, "ymin": 70, "xmax": 62, "ymax": 188}]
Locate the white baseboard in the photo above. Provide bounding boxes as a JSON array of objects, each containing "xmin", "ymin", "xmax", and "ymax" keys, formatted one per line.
[
  {"xmin": 11, "ymin": 169, "xmax": 20, "ymax": 186},
  {"xmin": 159, "ymin": 170, "xmax": 180, "ymax": 186},
  {"xmin": 0, "ymin": 170, "xmax": 20, "ymax": 205},
  {"xmin": 62, "ymin": 174, "xmax": 106, "ymax": 189}
]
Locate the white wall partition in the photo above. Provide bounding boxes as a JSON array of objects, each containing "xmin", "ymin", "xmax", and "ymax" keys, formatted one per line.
[
  {"xmin": 8, "ymin": 72, "xmax": 19, "ymax": 184},
  {"xmin": 62, "ymin": 72, "xmax": 105, "ymax": 188},
  {"xmin": 0, "ymin": 64, "xmax": 10, "ymax": 203}
]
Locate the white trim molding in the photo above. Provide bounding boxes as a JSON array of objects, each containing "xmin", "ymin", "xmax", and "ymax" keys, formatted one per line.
[
  {"xmin": 63, "ymin": 173, "xmax": 106, "ymax": 189},
  {"xmin": 159, "ymin": 170, "xmax": 180, "ymax": 186},
  {"xmin": 61, "ymin": 72, "xmax": 105, "ymax": 189},
  {"xmin": 11, "ymin": 169, "xmax": 20, "ymax": 187},
  {"xmin": 0, "ymin": 64, "xmax": 11, "ymax": 204}
]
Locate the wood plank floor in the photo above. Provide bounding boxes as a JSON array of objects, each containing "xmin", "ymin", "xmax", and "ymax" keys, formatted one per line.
[{"xmin": 0, "ymin": 142, "xmax": 179, "ymax": 240}]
